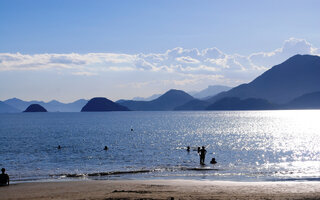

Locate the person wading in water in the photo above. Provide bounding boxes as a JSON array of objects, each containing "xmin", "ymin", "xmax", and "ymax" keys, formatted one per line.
[{"xmin": 199, "ymin": 146, "xmax": 207, "ymax": 165}]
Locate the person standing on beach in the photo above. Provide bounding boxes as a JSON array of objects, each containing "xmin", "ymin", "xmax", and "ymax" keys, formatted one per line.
[
  {"xmin": 0, "ymin": 168, "xmax": 9, "ymax": 186},
  {"xmin": 199, "ymin": 146, "xmax": 207, "ymax": 165}
]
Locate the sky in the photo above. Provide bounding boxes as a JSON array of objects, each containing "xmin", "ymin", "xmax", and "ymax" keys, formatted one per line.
[{"xmin": 0, "ymin": 0, "xmax": 320, "ymax": 102}]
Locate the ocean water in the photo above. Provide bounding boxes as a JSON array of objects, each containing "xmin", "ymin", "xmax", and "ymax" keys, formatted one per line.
[{"xmin": 1, "ymin": 110, "xmax": 320, "ymax": 182}]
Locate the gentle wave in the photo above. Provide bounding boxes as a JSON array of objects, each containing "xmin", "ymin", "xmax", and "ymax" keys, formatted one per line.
[
  {"xmin": 52, "ymin": 166, "xmax": 222, "ymax": 178},
  {"xmin": 54, "ymin": 169, "xmax": 154, "ymax": 178}
]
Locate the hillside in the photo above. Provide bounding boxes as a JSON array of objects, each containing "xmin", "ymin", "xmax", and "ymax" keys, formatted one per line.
[
  {"xmin": 192, "ymin": 85, "xmax": 231, "ymax": 99},
  {"xmin": 23, "ymin": 104, "xmax": 47, "ymax": 112},
  {"xmin": 4, "ymin": 98, "xmax": 87, "ymax": 112},
  {"xmin": 81, "ymin": 97, "xmax": 129, "ymax": 112},
  {"xmin": 174, "ymin": 99, "xmax": 210, "ymax": 111},
  {"xmin": 0, "ymin": 101, "xmax": 21, "ymax": 113},
  {"xmin": 285, "ymin": 91, "xmax": 320, "ymax": 109},
  {"xmin": 206, "ymin": 97, "xmax": 277, "ymax": 110},
  {"xmin": 208, "ymin": 54, "xmax": 320, "ymax": 104},
  {"xmin": 118, "ymin": 89, "xmax": 195, "ymax": 111},
  {"xmin": 132, "ymin": 94, "xmax": 161, "ymax": 101}
]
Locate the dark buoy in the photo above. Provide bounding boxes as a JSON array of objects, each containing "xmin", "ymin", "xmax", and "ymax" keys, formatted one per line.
[
  {"xmin": 210, "ymin": 158, "xmax": 217, "ymax": 164},
  {"xmin": 131, "ymin": 128, "xmax": 134, "ymax": 131},
  {"xmin": 104, "ymin": 146, "xmax": 108, "ymax": 150},
  {"xmin": 57, "ymin": 145, "xmax": 61, "ymax": 149}
]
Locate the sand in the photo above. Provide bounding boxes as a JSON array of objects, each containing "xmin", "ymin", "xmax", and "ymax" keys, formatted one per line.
[{"xmin": 1, "ymin": 179, "xmax": 320, "ymax": 200}]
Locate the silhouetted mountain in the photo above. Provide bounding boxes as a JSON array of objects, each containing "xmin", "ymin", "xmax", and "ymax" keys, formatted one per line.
[
  {"xmin": 0, "ymin": 101, "xmax": 21, "ymax": 113},
  {"xmin": 4, "ymin": 98, "xmax": 87, "ymax": 112},
  {"xmin": 24, "ymin": 104, "xmax": 47, "ymax": 112},
  {"xmin": 207, "ymin": 97, "xmax": 277, "ymax": 110},
  {"xmin": 118, "ymin": 89, "xmax": 195, "ymax": 111},
  {"xmin": 285, "ymin": 91, "xmax": 320, "ymax": 109},
  {"xmin": 192, "ymin": 85, "xmax": 231, "ymax": 99},
  {"xmin": 81, "ymin": 97, "xmax": 129, "ymax": 112},
  {"xmin": 174, "ymin": 99, "xmax": 210, "ymax": 111},
  {"xmin": 208, "ymin": 55, "xmax": 320, "ymax": 104}
]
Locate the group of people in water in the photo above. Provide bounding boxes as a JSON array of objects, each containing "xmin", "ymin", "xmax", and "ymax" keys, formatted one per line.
[
  {"xmin": 2, "ymin": 144, "xmax": 216, "ymax": 186},
  {"xmin": 59, "ymin": 144, "xmax": 216, "ymax": 166},
  {"xmin": 187, "ymin": 146, "xmax": 217, "ymax": 165}
]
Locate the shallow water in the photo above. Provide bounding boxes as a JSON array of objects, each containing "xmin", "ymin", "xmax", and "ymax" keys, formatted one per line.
[{"xmin": 1, "ymin": 110, "xmax": 320, "ymax": 182}]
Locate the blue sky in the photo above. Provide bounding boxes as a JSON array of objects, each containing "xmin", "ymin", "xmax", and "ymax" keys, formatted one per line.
[{"xmin": 1, "ymin": 0, "xmax": 320, "ymax": 102}]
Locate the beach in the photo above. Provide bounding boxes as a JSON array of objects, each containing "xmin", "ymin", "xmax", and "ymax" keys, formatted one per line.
[{"xmin": 1, "ymin": 180, "xmax": 320, "ymax": 200}]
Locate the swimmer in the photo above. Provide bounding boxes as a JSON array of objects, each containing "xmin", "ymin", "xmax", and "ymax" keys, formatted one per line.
[
  {"xmin": 187, "ymin": 146, "xmax": 190, "ymax": 152},
  {"xmin": 210, "ymin": 158, "xmax": 217, "ymax": 164}
]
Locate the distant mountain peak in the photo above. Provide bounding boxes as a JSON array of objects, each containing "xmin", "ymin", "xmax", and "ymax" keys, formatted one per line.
[
  {"xmin": 156, "ymin": 89, "xmax": 194, "ymax": 101},
  {"xmin": 163, "ymin": 89, "xmax": 184, "ymax": 94},
  {"xmin": 81, "ymin": 97, "xmax": 129, "ymax": 112},
  {"xmin": 118, "ymin": 89, "xmax": 194, "ymax": 111},
  {"xmin": 162, "ymin": 89, "xmax": 188, "ymax": 95},
  {"xmin": 48, "ymin": 100, "xmax": 60, "ymax": 103},
  {"xmin": 5, "ymin": 97, "xmax": 24, "ymax": 102}
]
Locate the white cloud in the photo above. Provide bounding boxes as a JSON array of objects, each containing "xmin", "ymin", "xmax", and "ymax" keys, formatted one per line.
[
  {"xmin": 0, "ymin": 38, "xmax": 319, "ymax": 84},
  {"xmin": 72, "ymin": 71, "xmax": 98, "ymax": 76},
  {"xmin": 248, "ymin": 38, "xmax": 319, "ymax": 68},
  {"xmin": 175, "ymin": 56, "xmax": 200, "ymax": 64}
]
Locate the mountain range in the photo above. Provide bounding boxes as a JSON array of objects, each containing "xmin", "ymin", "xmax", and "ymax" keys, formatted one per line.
[
  {"xmin": 1, "ymin": 54, "xmax": 320, "ymax": 112},
  {"xmin": 117, "ymin": 89, "xmax": 195, "ymax": 111},
  {"xmin": 81, "ymin": 97, "xmax": 129, "ymax": 112},
  {"xmin": 131, "ymin": 94, "xmax": 162, "ymax": 101},
  {"xmin": 206, "ymin": 54, "xmax": 320, "ymax": 105},
  {"xmin": 0, "ymin": 101, "xmax": 21, "ymax": 113},
  {"xmin": 190, "ymin": 85, "xmax": 232, "ymax": 99},
  {"xmin": 176, "ymin": 54, "xmax": 320, "ymax": 110},
  {"xmin": 285, "ymin": 91, "xmax": 320, "ymax": 109},
  {"xmin": 1, "ymin": 98, "xmax": 88, "ymax": 113}
]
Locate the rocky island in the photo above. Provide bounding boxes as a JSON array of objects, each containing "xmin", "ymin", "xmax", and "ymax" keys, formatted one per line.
[{"xmin": 23, "ymin": 104, "xmax": 48, "ymax": 112}]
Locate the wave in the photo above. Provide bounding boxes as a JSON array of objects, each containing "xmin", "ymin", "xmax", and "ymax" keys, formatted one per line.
[
  {"xmin": 54, "ymin": 169, "xmax": 153, "ymax": 178},
  {"xmin": 268, "ymin": 177, "xmax": 320, "ymax": 182},
  {"xmin": 52, "ymin": 166, "xmax": 221, "ymax": 178},
  {"xmin": 180, "ymin": 167, "xmax": 220, "ymax": 171}
]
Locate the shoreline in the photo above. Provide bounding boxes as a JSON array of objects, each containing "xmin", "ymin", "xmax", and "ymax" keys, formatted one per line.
[{"xmin": 1, "ymin": 179, "xmax": 320, "ymax": 200}]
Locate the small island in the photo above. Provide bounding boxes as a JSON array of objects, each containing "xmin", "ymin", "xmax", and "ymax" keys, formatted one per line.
[
  {"xmin": 81, "ymin": 97, "xmax": 129, "ymax": 112},
  {"xmin": 23, "ymin": 104, "xmax": 48, "ymax": 112}
]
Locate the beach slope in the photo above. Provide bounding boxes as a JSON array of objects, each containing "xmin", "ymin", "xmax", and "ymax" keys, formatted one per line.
[{"xmin": 1, "ymin": 180, "xmax": 320, "ymax": 200}]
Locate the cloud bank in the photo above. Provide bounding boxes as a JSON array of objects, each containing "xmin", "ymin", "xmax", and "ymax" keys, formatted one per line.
[{"xmin": 0, "ymin": 38, "xmax": 319, "ymax": 88}]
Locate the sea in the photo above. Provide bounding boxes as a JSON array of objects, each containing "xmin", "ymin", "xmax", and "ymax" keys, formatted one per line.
[{"xmin": 1, "ymin": 110, "xmax": 320, "ymax": 183}]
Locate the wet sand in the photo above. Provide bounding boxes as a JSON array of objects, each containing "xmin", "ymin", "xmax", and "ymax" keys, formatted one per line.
[{"xmin": 1, "ymin": 179, "xmax": 320, "ymax": 200}]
